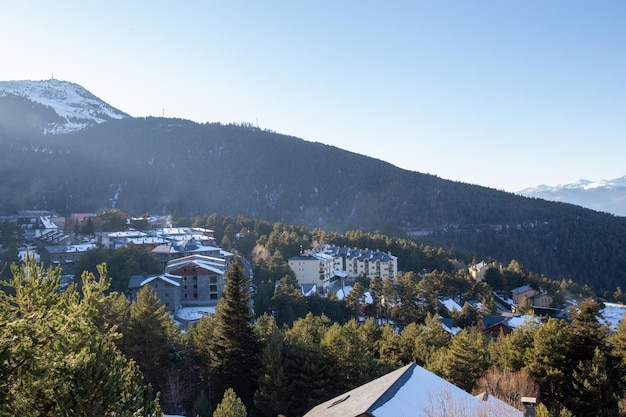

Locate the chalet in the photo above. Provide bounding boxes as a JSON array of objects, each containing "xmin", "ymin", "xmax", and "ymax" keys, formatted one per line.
[
  {"xmin": 303, "ymin": 362, "xmax": 521, "ymax": 417},
  {"xmin": 469, "ymin": 260, "xmax": 490, "ymax": 281},
  {"xmin": 482, "ymin": 315, "xmax": 514, "ymax": 339},
  {"xmin": 17, "ymin": 210, "xmax": 60, "ymax": 241},
  {"xmin": 511, "ymin": 285, "xmax": 553, "ymax": 308}
]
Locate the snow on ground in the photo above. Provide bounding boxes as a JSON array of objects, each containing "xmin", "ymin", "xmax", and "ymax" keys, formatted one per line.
[
  {"xmin": 175, "ymin": 306, "xmax": 216, "ymax": 322},
  {"xmin": 334, "ymin": 286, "xmax": 373, "ymax": 304},
  {"xmin": 0, "ymin": 79, "xmax": 127, "ymax": 134},
  {"xmin": 601, "ymin": 302, "xmax": 626, "ymax": 331}
]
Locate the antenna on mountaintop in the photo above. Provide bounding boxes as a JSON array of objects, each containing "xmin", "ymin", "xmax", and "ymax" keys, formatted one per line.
[{"xmin": 163, "ymin": 108, "xmax": 165, "ymax": 117}]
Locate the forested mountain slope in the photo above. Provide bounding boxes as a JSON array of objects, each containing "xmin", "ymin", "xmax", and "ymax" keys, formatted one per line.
[{"xmin": 2, "ymin": 113, "xmax": 626, "ymax": 290}]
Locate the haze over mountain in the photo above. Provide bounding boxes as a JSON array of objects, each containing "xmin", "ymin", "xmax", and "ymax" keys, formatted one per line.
[
  {"xmin": 519, "ymin": 177, "xmax": 626, "ymax": 217},
  {"xmin": 2, "ymin": 79, "xmax": 626, "ymax": 292}
]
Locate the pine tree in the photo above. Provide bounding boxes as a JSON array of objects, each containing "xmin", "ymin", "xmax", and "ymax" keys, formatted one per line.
[
  {"xmin": 213, "ymin": 388, "xmax": 247, "ymax": 417},
  {"xmin": 369, "ymin": 274, "xmax": 383, "ymax": 317},
  {"xmin": 209, "ymin": 260, "xmax": 259, "ymax": 408},
  {"xmin": 381, "ymin": 274, "xmax": 397, "ymax": 321},
  {"xmin": 535, "ymin": 403, "xmax": 552, "ymax": 417},
  {"xmin": 344, "ymin": 281, "xmax": 366, "ymax": 317},
  {"xmin": 254, "ymin": 325, "xmax": 290, "ymax": 417},
  {"xmin": 442, "ymin": 327, "xmax": 490, "ymax": 392},
  {"xmin": 192, "ymin": 390, "xmax": 212, "ymax": 417},
  {"xmin": 0, "ymin": 256, "xmax": 159, "ymax": 416},
  {"xmin": 271, "ymin": 275, "xmax": 307, "ymax": 326},
  {"xmin": 124, "ymin": 285, "xmax": 180, "ymax": 398},
  {"xmin": 570, "ymin": 346, "xmax": 624, "ymax": 416},
  {"xmin": 282, "ymin": 314, "xmax": 334, "ymax": 417},
  {"xmin": 322, "ymin": 320, "xmax": 377, "ymax": 393}
]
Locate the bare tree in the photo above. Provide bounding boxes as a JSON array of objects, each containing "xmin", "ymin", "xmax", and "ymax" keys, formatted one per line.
[
  {"xmin": 473, "ymin": 367, "xmax": 539, "ymax": 411},
  {"xmin": 421, "ymin": 385, "xmax": 523, "ymax": 417}
]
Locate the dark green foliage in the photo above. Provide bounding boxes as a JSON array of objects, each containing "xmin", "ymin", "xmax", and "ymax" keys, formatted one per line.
[
  {"xmin": 271, "ymin": 275, "xmax": 308, "ymax": 327},
  {"xmin": 254, "ymin": 323, "xmax": 291, "ymax": 417},
  {"xmin": 121, "ymin": 285, "xmax": 181, "ymax": 408},
  {"xmin": 213, "ymin": 388, "xmax": 247, "ymax": 417},
  {"xmin": 2, "ymin": 116, "xmax": 626, "ymax": 290},
  {"xmin": 0, "ymin": 257, "xmax": 159, "ymax": 416},
  {"xmin": 209, "ymin": 260, "xmax": 259, "ymax": 408},
  {"xmin": 0, "ymin": 221, "xmax": 21, "ymax": 280},
  {"xmin": 322, "ymin": 320, "xmax": 378, "ymax": 393},
  {"xmin": 74, "ymin": 245, "xmax": 161, "ymax": 292},
  {"xmin": 442, "ymin": 327, "xmax": 490, "ymax": 392},
  {"xmin": 192, "ymin": 390, "xmax": 213, "ymax": 417}
]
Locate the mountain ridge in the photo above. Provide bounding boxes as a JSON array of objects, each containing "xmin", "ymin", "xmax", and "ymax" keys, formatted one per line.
[
  {"xmin": 518, "ymin": 176, "xmax": 626, "ymax": 216},
  {"xmin": 0, "ymin": 79, "xmax": 128, "ymax": 134},
  {"xmin": 2, "ymin": 79, "xmax": 626, "ymax": 291}
]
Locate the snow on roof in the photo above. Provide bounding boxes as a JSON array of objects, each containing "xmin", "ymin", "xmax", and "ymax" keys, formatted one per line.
[
  {"xmin": 40, "ymin": 216, "xmax": 58, "ymax": 230},
  {"xmin": 511, "ymin": 285, "xmax": 534, "ymax": 294},
  {"xmin": 373, "ymin": 365, "xmax": 521, "ymax": 417},
  {"xmin": 141, "ymin": 273, "xmax": 180, "ymax": 287},
  {"xmin": 505, "ymin": 314, "xmax": 539, "ymax": 329},
  {"xmin": 303, "ymin": 363, "xmax": 522, "ymax": 417},
  {"xmin": 335, "ymin": 286, "xmax": 353, "ymax": 301},
  {"xmin": 439, "ymin": 317, "xmax": 462, "ymax": 335},
  {"xmin": 440, "ymin": 297, "xmax": 462, "ymax": 313}
]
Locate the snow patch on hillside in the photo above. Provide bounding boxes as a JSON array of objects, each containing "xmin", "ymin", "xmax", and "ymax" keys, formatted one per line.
[{"xmin": 0, "ymin": 79, "xmax": 128, "ymax": 134}]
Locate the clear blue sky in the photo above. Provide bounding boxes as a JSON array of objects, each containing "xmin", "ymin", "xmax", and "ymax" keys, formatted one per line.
[{"xmin": 3, "ymin": 1, "xmax": 625, "ymax": 192}]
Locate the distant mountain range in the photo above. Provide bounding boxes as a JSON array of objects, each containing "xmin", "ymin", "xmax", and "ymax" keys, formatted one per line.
[
  {"xmin": 518, "ymin": 178, "xmax": 626, "ymax": 217},
  {"xmin": 2, "ymin": 79, "xmax": 626, "ymax": 291}
]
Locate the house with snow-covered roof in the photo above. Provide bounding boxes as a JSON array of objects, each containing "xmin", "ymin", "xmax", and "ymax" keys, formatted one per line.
[
  {"xmin": 39, "ymin": 243, "xmax": 97, "ymax": 270},
  {"xmin": 303, "ymin": 362, "xmax": 522, "ymax": 417},
  {"xmin": 165, "ymin": 255, "xmax": 227, "ymax": 306},
  {"xmin": 152, "ymin": 239, "xmax": 233, "ymax": 268},
  {"xmin": 511, "ymin": 285, "xmax": 553, "ymax": 309},
  {"xmin": 469, "ymin": 260, "xmax": 490, "ymax": 281},
  {"xmin": 129, "ymin": 254, "xmax": 229, "ymax": 312},
  {"xmin": 128, "ymin": 273, "xmax": 182, "ymax": 311}
]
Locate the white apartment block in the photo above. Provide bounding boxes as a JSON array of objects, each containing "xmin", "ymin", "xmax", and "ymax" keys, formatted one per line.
[
  {"xmin": 288, "ymin": 251, "xmax": 335, "ymax": 288},
  {"xmin": 288, "ymin": 245, "xmax": 398, "ymax": 290}
]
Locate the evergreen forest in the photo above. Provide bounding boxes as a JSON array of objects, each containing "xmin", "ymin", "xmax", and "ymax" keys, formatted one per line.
[{"xmin": 3, "ymin": 213, "xmax": 626, "ymax": 416}]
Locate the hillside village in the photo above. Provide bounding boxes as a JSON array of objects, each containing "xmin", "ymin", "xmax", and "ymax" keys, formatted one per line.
[
  {"xmin": 5, "ymin": 208, "xmax": 626, "ymax": 416},
  {"xmin": 5, "ymin": 208, "xmax": 625, "ymax": 334}
]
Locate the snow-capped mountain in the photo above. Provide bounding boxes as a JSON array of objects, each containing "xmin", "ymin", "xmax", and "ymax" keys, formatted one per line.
[
  {"xmin": 0, "ymin": 79, "xmax": 128, "ymax": 134},
  {"xmin": 518, "ymin": 176, "xmax": 626, "ymax": 217}
]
